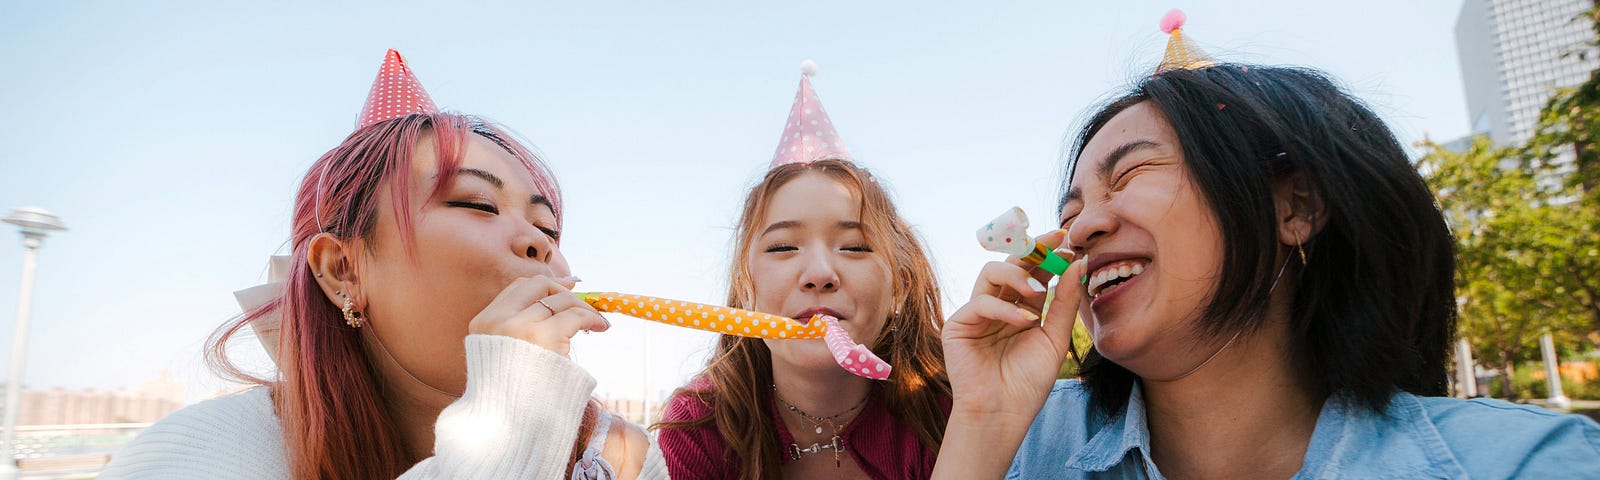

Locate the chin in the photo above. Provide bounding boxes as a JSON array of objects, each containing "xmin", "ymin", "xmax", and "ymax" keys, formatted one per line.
[{"xmin": 767, "ymin": 340, "xmax": 839, "ymax": 372}]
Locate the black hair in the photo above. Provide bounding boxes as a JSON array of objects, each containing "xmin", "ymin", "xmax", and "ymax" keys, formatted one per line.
[{"xmin": 1062, "ymin": 64, "xmax": 1457, "ymax": 416}]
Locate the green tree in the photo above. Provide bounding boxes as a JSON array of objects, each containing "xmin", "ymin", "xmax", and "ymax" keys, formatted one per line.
[
  {"xmin": 1418, "ymin": 137, "xmax": 1591, "ymax": 399},
  {"xmin": 1525, "ymin": 3, "xmax": 1600, "ymax": 337}
]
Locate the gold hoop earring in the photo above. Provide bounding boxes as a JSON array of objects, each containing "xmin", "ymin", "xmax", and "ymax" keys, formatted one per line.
[{"xmin": 341, "ymin": 294, "xmax": 364, "ymax": 328}]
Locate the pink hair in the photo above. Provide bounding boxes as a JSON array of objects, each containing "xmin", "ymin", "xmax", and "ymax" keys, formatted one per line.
[{"xmin": 206, "ymin": 112, "xmax": 597, "ymax": 478}]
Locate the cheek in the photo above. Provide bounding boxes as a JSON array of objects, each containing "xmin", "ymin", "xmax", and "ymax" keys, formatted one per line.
[
  {"xmin": 1149, "ymin": 183, "xmax": 1226, "ymax": 302},
  {"xmin": 746, "ymin": 257, "xmax": 787, "ymax": 307}
]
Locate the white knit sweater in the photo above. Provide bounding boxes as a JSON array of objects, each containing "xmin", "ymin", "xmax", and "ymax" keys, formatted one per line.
[{"xmin": 99, "ymin": 335, "xmax": 669, "ymax": 479}]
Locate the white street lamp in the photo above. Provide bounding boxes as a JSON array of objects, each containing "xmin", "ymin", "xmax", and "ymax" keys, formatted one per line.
[{"xmin": 0, "ymin": 207, "xmax": 66, "ymax": 479}]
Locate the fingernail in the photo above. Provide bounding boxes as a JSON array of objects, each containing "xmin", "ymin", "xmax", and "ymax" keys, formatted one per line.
[
  {"xmin": 1018, "ymin": 308, "xmax": 1040, "ymax": 322},
  {"xmin": 567, "ymin": 276, "xmax": 583, "ymax": 283},
  {"xmin": 1026, "ymin": 277, "xmax": 1047, "ymax": 293}
]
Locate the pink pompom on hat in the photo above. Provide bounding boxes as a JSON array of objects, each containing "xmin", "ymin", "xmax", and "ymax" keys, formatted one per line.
[
  {"xmin": 357, "ymin": 49, "xmax": 440, "ymax": 129},
  {"xmin": 770, "ymin": 60, "xmax": 852, "ymax": 167}
]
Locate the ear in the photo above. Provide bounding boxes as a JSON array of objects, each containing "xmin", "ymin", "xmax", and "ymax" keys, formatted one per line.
[
  {"xmin": 1273, "ymin": 172, "xmax": 1328, "ymax": 248},
  {"xmin": 307, "ymin": 233, "xmax": 362, "ymax": 310}
]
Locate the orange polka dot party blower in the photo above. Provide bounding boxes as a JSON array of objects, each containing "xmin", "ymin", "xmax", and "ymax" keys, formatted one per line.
[{"xmin": 576, "ymin": 292, "xmax": 890, "ymax": 380}]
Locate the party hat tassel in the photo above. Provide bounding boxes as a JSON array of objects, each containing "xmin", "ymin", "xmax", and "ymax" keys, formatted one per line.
[{"xmin": 577, "ymin": 292, "xmax": 890, "ymax": 379}]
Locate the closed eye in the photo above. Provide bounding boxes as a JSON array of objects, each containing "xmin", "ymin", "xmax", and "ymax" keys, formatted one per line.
[
  {"xmin": 841, "ymin": 245, "xmax": 872, "ymax": 253},
  {"xmin": 764, "ymin": 244, "xmax": 797, "ymax": 253},
  {"xmin": 447, "ymin": 201, "xmax": 499, "ymax": 215},
  {"xmin": 1111, "ymin": 165, "xmax": 1144, "ymax": 191},
  {"xmin": 538, "ymin": 227, "xmax": 561, "ymax": 242}
]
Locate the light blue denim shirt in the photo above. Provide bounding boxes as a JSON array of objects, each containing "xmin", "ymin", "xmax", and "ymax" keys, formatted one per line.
[{"xmin": 1007, "ymin": 380, "xmax": 1600, "ymax": 479}]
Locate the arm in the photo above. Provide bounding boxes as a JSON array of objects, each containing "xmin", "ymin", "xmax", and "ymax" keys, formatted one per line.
[
  {"xmin": 398, "ymin": 335, "xmax": 595, "ymax": 479},
  {"xmin": 933, "ymin": 231, "xmax": 1087, "ymax": 479},
  {"xmin": 400, "ymin": 275, "xmax": 611, "ymax": 479}
]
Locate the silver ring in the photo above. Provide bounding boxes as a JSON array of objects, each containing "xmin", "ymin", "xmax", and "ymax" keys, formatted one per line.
[{"xmin": 536, "ymin": 299, "xmax": 556, "ymax": 316}]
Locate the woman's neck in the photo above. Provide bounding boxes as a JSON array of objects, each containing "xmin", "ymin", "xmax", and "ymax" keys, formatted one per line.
[
  {"xmin": 363, "ymin": 332, "xmax": 458, "ymax": 463},
  {"xmin": 1141, "ymin": 317, "xmax": 1324, "ymax": 480},
  {"xmin": 771, "ymin": 361, "xmax": 874, "ymax": 426}
]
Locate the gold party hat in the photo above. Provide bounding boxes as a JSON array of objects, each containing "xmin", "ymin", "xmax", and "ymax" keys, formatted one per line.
[{"xmin": 1156, "ymin": 9, "xmax": 1217, "ymax": 74}]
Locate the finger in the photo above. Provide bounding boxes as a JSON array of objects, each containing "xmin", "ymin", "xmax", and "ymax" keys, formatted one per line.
[
  {"xmin": 555, "ymin": 275, "xmax": 581, "ymax": 290},
  {"xmin": 972, "ymin": 261, "xmax": 1049, "ymax": 302},
  {"xmin": 1041, "ymin": 260, "xmax": 1088, "ymax": 350},
  {"xmin": 527, "ymin": 308, "xmax": 611, "ymax": 340},
  {"xmin": 518, "ymin": 290, "xmax": 593, "ymax": 320},
  {"xmin": 952, "ymin": 294, "xmax": 1043, "ymax": 331},
  {"xmin": 496, "ymin": 276, "xmax": 576, "ymax": 311},
  {"xmin": 1036, "ymin": 228, "xmax": 1068, "ymax": 251}
]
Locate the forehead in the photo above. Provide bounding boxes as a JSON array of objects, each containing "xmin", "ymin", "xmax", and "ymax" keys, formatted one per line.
[
  {"xmin": 763, "ymin": 172, "xmax": 861, "ymax": 224},
  {"xmin": 1070, "ymin": 101, "xmax": 1178, "ymax": 184},
  {"xmin": 411, "ymin": 133, "xmax": 542, "ymax": 194}
]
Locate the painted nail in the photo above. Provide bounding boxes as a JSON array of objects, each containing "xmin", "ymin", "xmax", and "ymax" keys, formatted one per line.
[
  {"xmin": 1018, "ymin": 308, "xmax": 1040, "ymax": 322},
  {"xmin": 1026, "ymin": 277, "xmax": 1047, "ymax": 293}
]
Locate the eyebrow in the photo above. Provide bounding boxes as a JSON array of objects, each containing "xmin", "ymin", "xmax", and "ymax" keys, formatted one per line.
[
  {"xmin": 458, "ymin": 168, "xmax": 551, "ymax": 208},
  {"xmin": 1058, "ymin": 139, "xmax": 1161, "ymax": 211},
  {"xmin": 760, "ymin": 220, "xmax": 863, "ymax": 236},
  {"xmin": 457, "ymin": 168, "xmax": 504, "ymax": 189}
]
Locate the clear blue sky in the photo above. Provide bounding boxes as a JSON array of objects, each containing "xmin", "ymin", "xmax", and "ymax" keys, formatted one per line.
[{"xmin": 0, "ymin": 1, "xmax": 1469, "ymax": 402}]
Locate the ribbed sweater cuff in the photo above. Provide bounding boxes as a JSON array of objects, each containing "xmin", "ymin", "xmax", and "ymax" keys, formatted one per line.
[{"xmin": 417, "ymin": 334, "xmax": 597, "ymax": 479}]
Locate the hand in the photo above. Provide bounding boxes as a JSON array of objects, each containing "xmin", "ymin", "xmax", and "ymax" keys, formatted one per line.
[
  {"xmin": 942, "ymin": 230, "xmax": 1087, "ymax": 422},
  {"xmin": 469, "ymin": 276, "xmax": 610, "ymax": 356}
]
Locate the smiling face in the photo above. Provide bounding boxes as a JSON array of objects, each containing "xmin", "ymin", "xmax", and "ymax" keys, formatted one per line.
[
  {"xmin": 356, "ymin": 133, "xmax": 567, "ymax": 393},
  {"xmin": 744, "ymin": 172, "xmax": 894, "ymax": 373},
  {"xmin": 1059, "ymin": 101, "xmax": 1227, "ymax": 379}
]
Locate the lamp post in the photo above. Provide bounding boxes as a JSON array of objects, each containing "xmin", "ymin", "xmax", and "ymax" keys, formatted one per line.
[{"xmin": 0, "ymin": 207, "xmax": 66, "ymax": 478}]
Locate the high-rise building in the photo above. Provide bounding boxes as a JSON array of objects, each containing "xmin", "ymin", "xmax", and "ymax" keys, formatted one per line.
[{"xmin": 1456, "ymin": 0, "xmax": 1597, "ymax": 145}]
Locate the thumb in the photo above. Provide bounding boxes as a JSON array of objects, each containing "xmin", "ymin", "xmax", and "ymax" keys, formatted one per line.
[{"xmin": 1041, "ymin": 259, "xmax": 1087, "ymax": 354}]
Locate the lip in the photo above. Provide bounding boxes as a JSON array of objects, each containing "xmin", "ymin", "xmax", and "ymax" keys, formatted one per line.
[
  {"xmin": 1089, "ymin": 266, "xmax": 1144, "ymax": 312},
  {"xmin": 794, "ymin": 307, "xmax": 846, "ymax": 325}
]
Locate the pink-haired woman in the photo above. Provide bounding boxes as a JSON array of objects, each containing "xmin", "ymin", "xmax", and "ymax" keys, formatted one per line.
[{"xmin": 101, "ymin": 52, "xmax": 668, "ymax": 479}]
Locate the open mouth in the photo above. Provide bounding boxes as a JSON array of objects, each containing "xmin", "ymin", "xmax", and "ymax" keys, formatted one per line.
[
  {"xmin": 1087, "ymin": 259, "xmax": 1150, "ymax": 299},
  {"xmin": 794, "ymin": 307, "xmax": 846, "ymax": 325}
]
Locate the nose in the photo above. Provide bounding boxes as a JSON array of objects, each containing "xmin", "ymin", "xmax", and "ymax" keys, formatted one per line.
[
  {"xmin": 799, "ymin": 250, "xmax": 840, "ymax": 293},
  {"xmin": 516, "ymin": 224, "xmax": 556, "ymax": 264},
  {"xmin": 1067, "ymin": 203, "xmax": 1117, "ymax": 253}
]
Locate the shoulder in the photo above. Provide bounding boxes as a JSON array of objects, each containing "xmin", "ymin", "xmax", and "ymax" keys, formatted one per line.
[
  {"xmin": 601, "ymin": 417, "xmax": 651, "ymax": 479},
  {"xmin": 1022, "ymin": 379, "xmax": 1096, "ymax": 449},
  {"xmin": 656, "ymin": 385, "xmax": 736, "ymax": 478},
  {"xmin": 1008, "ymin": 380, "xmax": 1096, "ymax": 478},
  {"xmin": 1413, "ymin": 394, "xmax": 1600, "ymax": 476},
  {"xmin": 661, "ymin": 384, "xmax": 715, "ymax": 422},
  {"xmin": 100, "ymin": 387, "xmax": 288, "ymax": 479}
]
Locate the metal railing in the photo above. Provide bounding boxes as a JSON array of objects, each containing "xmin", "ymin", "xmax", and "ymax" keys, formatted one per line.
[{"xmin": 4, "ymin": 423, "xmax": 149, "ymax": 477}]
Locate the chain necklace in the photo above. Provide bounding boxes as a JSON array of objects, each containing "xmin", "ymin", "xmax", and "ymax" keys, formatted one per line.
[{"xmin": 773, "ymin": 385, "xmax": 870, "ymax": 467}]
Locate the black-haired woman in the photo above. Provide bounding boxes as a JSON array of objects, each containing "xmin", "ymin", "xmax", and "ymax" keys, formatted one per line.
[{"xmin": 934, "ymin": 64, "xmax": 1600, "ymax": 479}]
